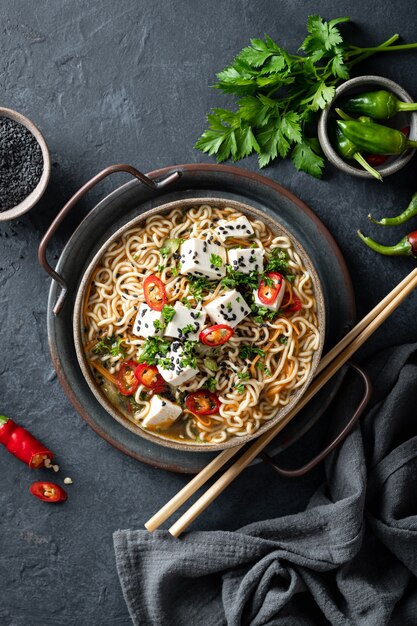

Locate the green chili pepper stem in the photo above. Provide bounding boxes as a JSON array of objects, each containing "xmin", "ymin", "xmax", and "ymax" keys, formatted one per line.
[
  {"xmin": 0, "ymin": 415, "xmax": 10, "ymax": 426},
  {"xmin": 353, "ymin": 154, "xmax": 383, "ymax": 181},
  {"xmin": 397, "ymin": 102, "xmax": 417, "ymax": 112},
  {"xmin": 335, "ymin": 108, "xmax": 353, "ymax": 120},
  {"xmin": 368, "ymin": 193, "xmax": 417, "ymax": 226},
  {"xmin": 357, "ymin": 230, "xmax": 411, "ymax": 256}
]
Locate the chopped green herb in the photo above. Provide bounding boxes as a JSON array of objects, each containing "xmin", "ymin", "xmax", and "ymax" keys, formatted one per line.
[
  {"xmin": 180, "ymin": 340, "xmax": 198, "ymax": 368},
  {"xmin": 236, "ymin": 296, "xmax": 241, "ymax": 303},
  {"xmin": 188, "ymin": 275, "xmax": 217, "ymax": 301},
  {"xmin": 204, "ymin": 376, "xmax": 218, "ymax": 392},
  {"xmin": 157, "ymin": 356, "xmax": 173, "ymax": 370},
  {"xmin": 239, "ymin": 344, "xmax": 265, "ymax": 360},
  {"xmin": 181, "ymin": 298, "xmax": 192, "ymax": 308},
  {"xmin": 93, "ymin": 336, "xmax": 126, "ymax": 358},
  {"xmin": 210, "ymin": 253, "xmax": 223, "ymax": 268},
  {"xmin": 160, "ymin": 238, "xmax": 184, "ymax": 258},
  {"xmin": 226, "ymin": 302, "xmax": 233, "ymax": 312},
  {"xmin": 236, "ymin": 383, "xmax": 245, "ymax": 393},
  {"xmin": 264, "ymin": 248, "xmax": 289, "ymax": 274},
  {"xmin": 237, "ymin": 371, "xmax": 250, "ymax": 380},
  {"xmin": 138, "ymin": 336, "xmax": 170, "ymax": 364},
  {"xmin": 250, "ymin": 303, "xmax": 279, "ymax": 323},
  {"xmin": 162, "ymin": 305, "xmax": 176, "ymax": 323},
  {"xmin": 181, "ymin": 323, "xmax": 195, "ymax": 337},
  {"xmin": 279, "ymin": 334, "xmax": 289, "ymax": 345},
  {"xmin": 221, "ymin": 266, "xmax": 259, "ymax": 290},
  {"xmin": 157, "ymin": 264, "xmax": 165, "ymax": 273},
  {"xmin": 153, "ymin": 319, "xmax": 164, "ymax": 332}
]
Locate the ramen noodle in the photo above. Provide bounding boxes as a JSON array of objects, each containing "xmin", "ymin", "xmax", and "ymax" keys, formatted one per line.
[{"xmin": 82, "ymin": 204, "xmax": 320, "ymax": 444}]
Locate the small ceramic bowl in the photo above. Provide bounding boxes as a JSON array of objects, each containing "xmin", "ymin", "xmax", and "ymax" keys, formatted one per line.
[
  {"xmin": 318, "ymin": 76, "xmax": 417, "ymax": 179},
  {"xmin": 0, "ymin": 107, "xmax": 51, "ymax": 221}
]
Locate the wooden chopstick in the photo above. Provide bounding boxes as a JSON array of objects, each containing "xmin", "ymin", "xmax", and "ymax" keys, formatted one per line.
[
  {"xmin": 168, "ymin": 269, "xmax": 417, "ymax": 537},
  {"xmin": 144, "ymin": 268, "xmax": 417, "ymax": 534}
]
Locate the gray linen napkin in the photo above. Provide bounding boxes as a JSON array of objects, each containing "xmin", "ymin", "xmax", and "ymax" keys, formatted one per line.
[{"xmin": 114, "ymin": 343, "xmax": 417, "ymax": 626}]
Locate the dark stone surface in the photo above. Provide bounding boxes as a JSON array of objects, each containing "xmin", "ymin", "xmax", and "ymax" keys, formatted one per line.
[{"xmin": 1, "ymin": 1, "xmax": 417, "ymax": 624}]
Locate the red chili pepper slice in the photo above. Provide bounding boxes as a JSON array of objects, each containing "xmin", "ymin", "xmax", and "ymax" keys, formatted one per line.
[
  {"xmin": 257, "ymin": 271, "xmax": 284, "ymax": 306},
  {"xmin": 0, "ymin": 415, "xmax": 53, "ymax": 468},
  {"xmin": 134, "ymin": 363, "xmax": 165, "ymax": 390},
  {"xmin": 30, "ymin": 482, "xmax": 67, "ymax": 503},
  {"xmin": 116, "ymin": 360, "xmax": 140, "ymax": 396},
  {"xmin": 286, "ymin": 296, "xmax": 302, "ymax": 314},
  {"xmin": 143, "ymin": 274, "xmax": 167, "ymax": 311},
  {"xmin": 199, "ymin": 324, "xmax": 234, "ymax": 347},
  {"xmin": 185, "ymin": 390, "xmax": 221, "ymax": 415}
]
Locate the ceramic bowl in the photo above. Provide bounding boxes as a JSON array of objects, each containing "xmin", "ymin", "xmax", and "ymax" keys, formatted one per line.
[
  {"xmin": 318, "ymin": 75, "xmax": 417, "ymax": 179},
  {"xmin": 0, "ymin": 107, "xmax": 51, "ymax": 221}
]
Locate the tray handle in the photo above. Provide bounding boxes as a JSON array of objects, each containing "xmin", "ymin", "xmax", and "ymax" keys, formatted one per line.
[
  {"xmin": 259, "ymin": 362, "xmax": 371, "ymax": 477},
  {"xmin": 38, "ymin": 164, "xmax": 180, "ymax": 316}
]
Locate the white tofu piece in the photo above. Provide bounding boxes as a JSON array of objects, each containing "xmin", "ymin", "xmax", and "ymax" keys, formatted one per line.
[
  {"xmin": 132, "ymin": 303, "xmax": 163, "ymax": 338},
  {"xmin": 204, "ymin": 289, "xmax": 250, "ymax": 328},
  {"xmin": 215, "ymin": 216, "xmax": 254, "ymax": 242},
  {"xmin": 164, "ymin": 301, "xmax": 206, "ymax": 341},
  {"xmin": 179, "ymin": 238, "xmax": 227, "ymax": 280},
  {"xmin": 227, "ymin": 247, "xmax": 264, "ymax": 274},
  {"xmin": 156, "ymin": 341, "xmax": 199, "ymax": 386},
  {"xmin": 253, "ymin": 277, "xmax": 286, "ymax": 311},
  {"xmin": 142, "ymin": 394, "xmax": 182, "ymax": 431}
]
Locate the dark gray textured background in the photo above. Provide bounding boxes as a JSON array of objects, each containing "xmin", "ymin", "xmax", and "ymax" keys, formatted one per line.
[{"xmin": 1, "ymin": 1, "xmax": 417, "ymax": 624}]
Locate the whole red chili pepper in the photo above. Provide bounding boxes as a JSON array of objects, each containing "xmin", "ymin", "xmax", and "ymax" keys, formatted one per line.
[
  {"xmin": 0, "ymin": 415, "xmax": 53, "ymax": 468},
  {"xmin": 357, "ymin": 230, "xmax": 417, "ymax": 257}
]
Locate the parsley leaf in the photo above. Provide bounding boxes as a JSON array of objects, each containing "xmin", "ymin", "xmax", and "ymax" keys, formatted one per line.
[{"xmin": 195, "ymin": 16, "xmax": 407, "ymax": 176}]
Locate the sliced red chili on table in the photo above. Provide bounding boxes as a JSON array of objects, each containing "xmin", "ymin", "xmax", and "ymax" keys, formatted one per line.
[
  {"xmin": 116, "ymin": 360, "xmax": 140, "ymax": 396},
  {"xmin": 134, "ymin": 363, "xmax": 165, "ymax": 390},
  {"xmin": 185, "ymin": 390, "xmax": 221, "ymax": 415},
  {"xmin": 143, "ymin": 274, "xmax": 166, "ymax": 311},
  {"xmin": 257, "ymin": 271, "xmax": 284, "ymax": 306},
  {"xmin": 30, "ymin": 482, "xmax": 67, "ymax": 503},
  {"xmin": 199, "ymin": 324, "xmax": 234, "ymax": 346},
  {"xmin": 0, "ymin": 415, "xmax": 53, "ymax": 468}
]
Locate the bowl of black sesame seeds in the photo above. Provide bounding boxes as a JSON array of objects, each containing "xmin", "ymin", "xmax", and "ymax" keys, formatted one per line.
[{"xmin": 0, "ymin": 107, "xmax": 51, "ymax": 221}]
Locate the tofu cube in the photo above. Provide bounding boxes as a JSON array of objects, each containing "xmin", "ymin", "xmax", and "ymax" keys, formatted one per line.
[
  {"xmin": 204, "ymin": 289, "xmax": 250, "ymax": 328},
  {"xmin": 142, "ymin": 394, "xmax": 182, "ymax": 431},
  {"xmin": 215, "ymin": 216, "xmax": 254, "ymax": 242},
  {"xmin": 132, "ymin": 303, "xmax": 163, "ymax": 338},
  {"xmin": 179, "ymin": 238, "xmax": 227, "ymax": 280},
  {"xmin": 164, "ymin": 301, "xmax": 206, "ymax": 341},
  {"xmin": 227, "ymin": 247, "xmax": 264, "ymax": 274},
  {"xmin": 253, "ymin": 278, "xmax": 286, "ymax": 311},
  {"xmin": 156, "ymin": 341, "xmax": 199, "ymax": 386}
]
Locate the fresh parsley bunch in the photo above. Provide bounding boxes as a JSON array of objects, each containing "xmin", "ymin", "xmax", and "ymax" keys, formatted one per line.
[{"xmin": 195, "ymin": 16, "xmax": 416, "ymax": 177}]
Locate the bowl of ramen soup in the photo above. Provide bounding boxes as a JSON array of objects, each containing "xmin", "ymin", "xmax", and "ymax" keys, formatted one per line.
[{"xmin": 73, "ymin": 198, "xmax": 325, "ymax": 451}]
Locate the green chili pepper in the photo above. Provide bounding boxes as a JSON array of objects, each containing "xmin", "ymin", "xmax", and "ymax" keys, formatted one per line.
[
  {"xmin": 331, "ymin": 123, "xmax": 382, "ymax": 181},
  {"xmin": 341, "ymin": 90, "xmax": 417, "ymax": 120},
  {"xmin": 357, "ymin": 229, "xmax": 417, "ymax": 257},
  {"xmin": 337, "ymin": 120, "xmax": 417, "ymax": 155},
  {"xmin": 369, "ymin": 192, "xmax": 417, "ymax": 226}
]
